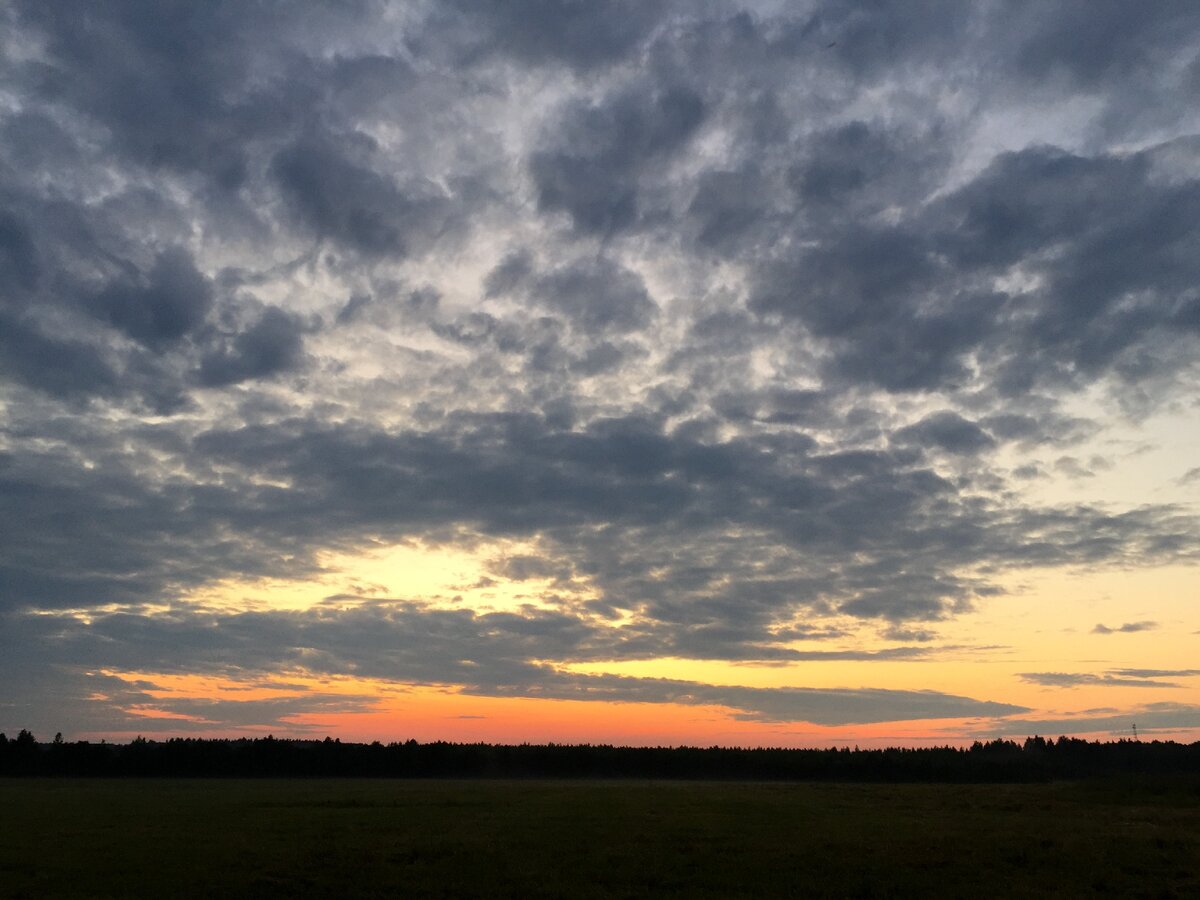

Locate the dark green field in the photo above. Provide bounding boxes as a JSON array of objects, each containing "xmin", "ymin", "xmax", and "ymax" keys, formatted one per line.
[{"xmin": 2, "ymin": 778, "xmax": 1198, "ymax": 898}]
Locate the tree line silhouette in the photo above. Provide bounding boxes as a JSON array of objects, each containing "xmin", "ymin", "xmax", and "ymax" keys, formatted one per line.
[{"xmin": 3, "ymin": 731, "xmax": 1199, "ymax": 780}]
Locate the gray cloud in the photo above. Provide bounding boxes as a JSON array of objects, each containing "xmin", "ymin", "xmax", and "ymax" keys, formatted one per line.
[
  {"xmin": 975, "ymin": 703, "xmax": 1200, "ymax": 739},
  {"xmin": 437, "ymin": 0, "xmax": 670, "ymax": 71},
  {"xmin": 892, "ymin": 412, "xmax": 995, "ymax": 456},
  {"xmin": 2, "ymin": 411, "xmax": 1194, "ymax": 634},
  {"xmin": 197, "ymin": 307, "xmax": 309, "ymax": 387},
  {"xmin": 12, "ymin": 0, "xmax": 261, "ymax": 186},
  {"xmin": 0, "ymin": 603, "xmax": 1024, "ymax": 734},
  {"xmin": 1009, "ymin": 1, "xmax": 1200, "ymax": 91},
  {"xmin": 979, "ymin": 412, "xmax": 1097, "ymax": 448},
  {"xmin": 272, "ymin": 134, "xmax": 455, "ymax": 259},
  {"xmin": 0, "ymin": 310, "xmax": 120, "ymax": 402},
  {"xmin": 751, "ymin": 139, "xmax": 1200, "ymax": 396},
  {"xmin": 91, "ymin": 247, "xmax": 214, "ymax": 351},
  {"xmin": 530, "ymin": 85, "xmax": 705, "ymax": 236},
  {"xmin": 1113, "ymin": 668, "xmax": 1200, "ymax": 679},
  {"xmin": 476, "ymin": 674, "xmax": 1027, "ymax": 726},
  {"xmin": 1018, "ymin": 670, "xmax": 1196, "ymax": 689},
  {"xmin": 1092, "ymin": 621, "xmax": 1158, "ymax": 635},
  {"xmin": 880, "ymin": 626, "xmax": 938, "ymax": 643},
  {"xmin": 531, "ymin": 258, "xmax": 658, "ymax": 334}
]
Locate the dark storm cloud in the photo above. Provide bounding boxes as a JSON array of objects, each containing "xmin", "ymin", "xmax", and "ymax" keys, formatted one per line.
[
  {"xmin": 197, "ymin": 307, "xmax": 310, "ymax": 387},
  {"xmin": 530, "ymin": 85, "xmax": 705, "ymax": 235},
  {"xmin": 0, "ymin": 14, "xmax": 276, "ymax": 408},
  {"xmin": 0, "ymin": 165, "xmax": 309, "ymax": 406},
  {"xmin": 437, "ymin": 0, "xmax": 670, "ymax": 70},
  {"xmin": 751, "ymin": 140, "xmax": 1200, "ymax": 396},
  {"xmin": 479, "ymin": 253, "xmax": 658, "ymax": 338},
  {"xmin": 272, "ymin": 134, "xmax": 455, "ymax": 258},
  {"xmin": 0, "ymin": 183, "xmax": 144, "ymax": 402},
  {"xmin": 92, "ymin": 248, "xmax": 213, "ymax": 350},
  {"xmin": 892, "ymin": 412, "xmax": 995, "ymax": 456},
  {"xmin": 12, "ymin": 0, "xmax": 287, "ymax": 188},
  {"xmin": 933, "ymin": 147, "xmax": 1200, "ymax": 389},
  {"xmin": 750, "ymin": 229, "xmax": 1004, "ymax": 392},
  {"xmin": 8, "ymin": 0, "xmax": 392, "ymax": 187},
  {"xmin": 3, "ymin": 411, "xmax": 1194, "ymax": 633},
  {"xmin": 1008, "ymin": 0, "xmax": 1200, "ymax": 90},
  {"xmin": 800, "ymin": 0, "xmax": 974, "ymax": 75},
  {"xmin": 483, "ymin": 250, "xmax": 535, "ymax": 298},
  {"xmin": 0, "ymin": 208, "xmax": 41, "ymax": 292},
  {"xmin": 790, "ymin": 119, "xmax": 952, "ymax": 220},
  {"xmin": 686, "ymin": 166, "xmax": 778, "ymax": 253},
  {"xmin": 0, "ymin": 312, "xmax": 119, "ymax": 401},
  {"xmin": 532, "ymin": 258, "xmax": 658, "ymax": 334}
]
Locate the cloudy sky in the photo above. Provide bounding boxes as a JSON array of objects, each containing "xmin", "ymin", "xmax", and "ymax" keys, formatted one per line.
[{"xmin": 2, "ymin": 0, "xmax": 1198, "ymax": 746}]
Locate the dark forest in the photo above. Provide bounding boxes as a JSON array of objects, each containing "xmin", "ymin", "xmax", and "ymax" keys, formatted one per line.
[{"xmin": 3, "ymin": 731, "xmax": 1198, "ymax": 781}]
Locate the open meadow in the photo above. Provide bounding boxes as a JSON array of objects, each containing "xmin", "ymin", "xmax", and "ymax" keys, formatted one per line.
[{"xmin": 1, "ymin": 777, "xmax": 1198, "ymax": 898}]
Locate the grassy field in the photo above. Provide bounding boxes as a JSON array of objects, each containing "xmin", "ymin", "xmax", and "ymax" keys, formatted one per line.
[{"xmin": 1, "ymin": 778, "xmax": 1198, "ymax": 898}]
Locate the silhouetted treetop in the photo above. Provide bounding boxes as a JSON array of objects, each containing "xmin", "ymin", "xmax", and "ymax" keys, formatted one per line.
[{"xmin": 2, "ymin": 733, "xmax": 1198, "ymax": 781}]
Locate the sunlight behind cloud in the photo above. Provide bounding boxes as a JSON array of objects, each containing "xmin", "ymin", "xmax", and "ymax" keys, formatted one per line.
[{"xmin": 177, "ymin": 537, "xmax": 598, "ymax": 614}]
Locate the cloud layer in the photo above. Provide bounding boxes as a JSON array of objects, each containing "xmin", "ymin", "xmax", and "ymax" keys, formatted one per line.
[{"xmin": 1, "ymin": 1, "xmax": 1198, "ymax": 736}]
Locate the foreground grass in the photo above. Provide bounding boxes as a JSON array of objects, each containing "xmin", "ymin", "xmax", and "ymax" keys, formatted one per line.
[{"xmin": 1, "ymin": 778, "xmax": 1198, "ymax": 898}]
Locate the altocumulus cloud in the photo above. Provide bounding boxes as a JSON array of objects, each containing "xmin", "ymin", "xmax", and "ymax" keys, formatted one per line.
[{"xmin": 1, "ymin": 0, "xmax": 1198, "ymax": 736}]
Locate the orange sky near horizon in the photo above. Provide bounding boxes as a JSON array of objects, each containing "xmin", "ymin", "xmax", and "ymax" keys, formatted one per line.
[
  {"xmin": 75, "ymin": 545, "xmax": 1200, "ymax": 748},
  {"xmin": 79, "ymin": 673, "xmax": 1200, "ymax": 749}
]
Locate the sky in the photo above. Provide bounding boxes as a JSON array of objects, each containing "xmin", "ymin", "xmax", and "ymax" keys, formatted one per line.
[{"xmin": 1, "ymin": 0, "xmax": 1198, "ymax": 747}]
